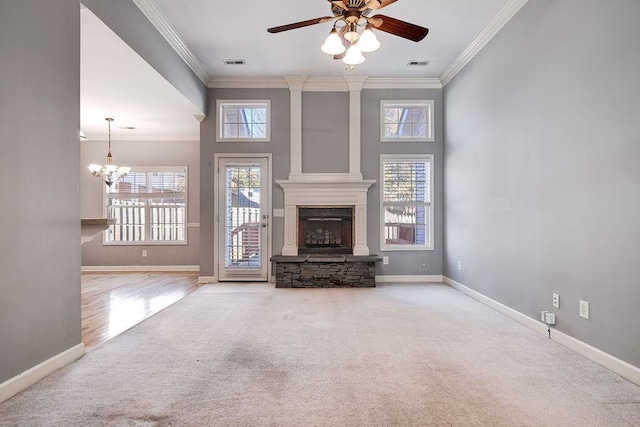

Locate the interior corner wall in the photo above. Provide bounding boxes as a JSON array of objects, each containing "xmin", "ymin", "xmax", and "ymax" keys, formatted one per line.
[
  {"xmin": 443, "ymin": 0, "xmax": 640, "ymax": 368},
  {"xmin": 0, "ymin": 0, "xmax": 81, "ymax": 383},
  {"xmin": 362, "ymin": 89, "xmax": 444, "ymax": 276},
  {"xmin": 81, "ymin": 139, "xmax": 200, "ymax": 266}
]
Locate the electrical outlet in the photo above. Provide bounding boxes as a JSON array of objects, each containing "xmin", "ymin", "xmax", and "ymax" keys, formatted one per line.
[
  {"xmin": 457, "ymin": 261, "xmax": 462, "ymax": 271},
  {"xmin": 544, "ymin": 312, "xmax": 556, "ymax": 325},
  {"xmin": 382, "ymin": 256, "xmax": 389, "ymax": 265},
  {"xmin": 552, "ymin": 293, "xmax": 560, "ymax": 308},
  {"xmin": 579, "ymin": 300, "xmax": 589, "ymax": 319},
  {"xmin": 540, "ymin": 310, "xmax": 548, "ymax": 322},
  {"xmin": 141, "ymin": 250, "xmax": 148, "ymax": 258}
]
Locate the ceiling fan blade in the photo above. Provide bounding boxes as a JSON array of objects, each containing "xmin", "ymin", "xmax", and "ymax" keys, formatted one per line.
[
  {"xmin": 362, "ymin": 0, "xmax": 398, "ymax": 11},
  {"xmin": 328, "ymin": 0, "xmax": 347, "ymax": 11},
  {"xmin": 267, "ymin": 16, "xmax": 334, "ymax": 34},
  {"xmin": 371, "ymin": 14, "xmax": 429, "ymax": 42}
]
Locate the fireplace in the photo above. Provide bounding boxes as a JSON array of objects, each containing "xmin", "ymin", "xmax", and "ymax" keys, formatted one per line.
[{"xmin": 298, "ymin": 207, "xmax": 353, "ymax": 254}]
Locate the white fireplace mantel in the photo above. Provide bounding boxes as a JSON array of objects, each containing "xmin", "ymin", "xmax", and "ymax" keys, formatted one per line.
[{"xmin": 276, "ymin": 177, "xmax": 375, "ymax": 256}]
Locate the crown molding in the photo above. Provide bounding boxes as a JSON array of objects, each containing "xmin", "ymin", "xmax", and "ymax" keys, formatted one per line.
[
  {"xmin": 132, "ymin": 0, "xmax": 209, "ymax": 84},
  {"xmin": 283, "ymin": 76, "xmax": 308, "ymax": 91},
  {"xmin": 439, "ymin": 0, "xmax": 528, "ymax": 86},
  {"xmin": 208, "ymin": 76, "xmax": 443, "ymax": 91},
  {"xmin": 84, "ymin": 134, "xmax": 199, "ymax": 142},
  {"xmin": 363, "ymin": 78, "xmax": 442, "ymax": 89},
  {"xmin": 208, "ymin": 76, "xmax": 289, "ymax": 89},
  {"xmin": 304, "ymin": 77, "xmax": 349, "ymax": 92}
]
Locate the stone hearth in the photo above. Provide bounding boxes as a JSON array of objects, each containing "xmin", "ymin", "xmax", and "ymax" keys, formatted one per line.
[{"xmin": 271, "ymin": 255, "xmax": 381, "ymax": 288}]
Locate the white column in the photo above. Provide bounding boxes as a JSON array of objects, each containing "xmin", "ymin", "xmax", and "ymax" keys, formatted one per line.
[
  {"xmin": 344, "ymin": 76, "xmax": 367, "ymax": 181},
  {"xmin": 283, "ymin": 76, "xmax": 307, "ymax": 181}
]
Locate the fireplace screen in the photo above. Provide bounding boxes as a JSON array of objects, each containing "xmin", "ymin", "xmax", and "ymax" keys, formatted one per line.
[{"xmin": 298, "ymin": 207, "xmax": 353, "ymax": 254}]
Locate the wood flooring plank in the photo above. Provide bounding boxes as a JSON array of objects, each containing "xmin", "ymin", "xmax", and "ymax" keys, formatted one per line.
[{"xmin": 81, "ymin": 272, "xmax": 200, "ymax": 351}]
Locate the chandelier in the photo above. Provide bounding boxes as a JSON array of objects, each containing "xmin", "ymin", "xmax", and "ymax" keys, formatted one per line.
[
  {"xmin": 321, "ymin": 20, "xmax": 380, "ymax": 66},
  {"xmin": 87, "ymin": 118, "xmax": 130, "ymax": 187}
]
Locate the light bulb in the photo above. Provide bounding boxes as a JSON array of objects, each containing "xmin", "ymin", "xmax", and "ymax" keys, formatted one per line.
[
  {"xmin": 321, "ymin": 29, "xmax": 346, "ymax": 55},
  {"xmin": 358, "ymin": 25, "xmax": 380, "ymax": 53},
  {"xmin": 342, "ymin": 43, "xmax": 365, "ymax": 66}
]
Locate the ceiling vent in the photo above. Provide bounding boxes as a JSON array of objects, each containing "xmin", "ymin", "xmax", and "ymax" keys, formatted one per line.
[
  {"xmin": 407, "ymin": 60, "xmax": 429, "ymax": 66},
  {"xmin": 223, "ymin": 59, "xmax": 246, "ymax": 65}
]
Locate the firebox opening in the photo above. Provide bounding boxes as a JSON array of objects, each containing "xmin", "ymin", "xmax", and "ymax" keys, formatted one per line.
[{"xmin": 298, "ymin": 207, "xmax": 353, "ymax": 254}]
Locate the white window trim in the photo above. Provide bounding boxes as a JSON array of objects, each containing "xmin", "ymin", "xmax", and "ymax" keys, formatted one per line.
[
  {"xmin": 216, "ymin": 99, "xmax": 271, "ymax": 142},
  {"xmin": 380, "ymin": 154, "xmax": 434, "ymax": 251},
  {"xmin": 380, "ymin": 100, "xmax": 435, "ymax": 142},
  {"xmin": 103, "ymin": 165, "xmax": 188, "ymax": 246}
]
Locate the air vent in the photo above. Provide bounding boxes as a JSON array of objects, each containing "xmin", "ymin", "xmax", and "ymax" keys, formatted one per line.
[
  {"xmin": 407, "ymin": 60, "xmax": 429, "ymax": 66},
  {"xmin": 223, "ymin": 59, "xmax": 246, "ymax": 65}
]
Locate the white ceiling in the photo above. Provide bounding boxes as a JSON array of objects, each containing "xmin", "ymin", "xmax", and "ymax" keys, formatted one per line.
[
  {"xmin": 80, "ymin": 8, "xmax": 201, "ymax": 140},
  {"xmin": 152, "ymin": 0, "xmax": 509, "ymax": 79},
  {"xmin": 81, "ymin": 0, "xmax": 514, "ymax": 138}
]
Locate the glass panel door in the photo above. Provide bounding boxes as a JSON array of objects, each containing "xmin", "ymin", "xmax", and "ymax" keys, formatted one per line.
[{"xmin": 218, "ymin": 157, "xmax": 269, "ymax": 281}]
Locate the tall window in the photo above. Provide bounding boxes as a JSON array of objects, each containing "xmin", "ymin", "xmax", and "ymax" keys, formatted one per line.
[
  {"xmin": 381, "ymin": 100, "xmax": 434, "ymax": 142},
  {"xmin": 380, "ymin": 155, "xmax": 433, "ymax": 251},
  {"xmin": 217, "ymin": 100, "xmax": 270, "ymax": 142},
  {"xmin": 105, "ymin": 167, "xmax": 187, "ymax": 244}
]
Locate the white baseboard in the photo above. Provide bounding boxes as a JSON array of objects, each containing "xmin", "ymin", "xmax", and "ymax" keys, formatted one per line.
[
  {"xmin": 198, "ymin": 276, "xmax": 217, "ymax": 284},
  {"xmin": 82, "ymin": 265, "xmax": 199, "ymax": 273},
  {"xmin": 443, "ymin": 276, "xmax": 640, "ymax": 386},
  {"xmin": 0, "ymin": 343, "xmax": 84, "ymax": 404},
  {"xmin": 376, "ymin": 275, "xmax": 444, "ymax": 283},
  {"xmin": 551, "ymin": 327, "xmax": 640, "ymax": 385}
]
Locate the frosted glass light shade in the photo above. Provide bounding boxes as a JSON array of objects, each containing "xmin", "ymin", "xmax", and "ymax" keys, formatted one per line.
[
  {"xmin": 321, "ymin": 29, "xmax": 346, "ymax": 55},
  {"xmin": 358, "ymin": 26, "xmax": 380, "ymax": 53},
  {"xmin": 88, "ymin": 164, "xmax": 102, "ymax": 174},
  {"xmin": 342, "ymin": 44, "xmax": 365, "ymax": 65}
]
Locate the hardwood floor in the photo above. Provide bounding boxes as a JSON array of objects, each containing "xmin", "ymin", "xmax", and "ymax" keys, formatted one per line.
[{"xmin": 81, "ymin": 272, "xmax": 200, "ymax": 351}]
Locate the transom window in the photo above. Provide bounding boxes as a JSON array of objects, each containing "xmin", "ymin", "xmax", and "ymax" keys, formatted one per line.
[
  {"xmin": 380, "ymin": 155, "xmax": 433, "ymax": 251},
  {"xmin": 217, "ymin": 100, "xmax": 270, "ymax": 142},
  {"xmin": 105, "ymin": 167, "xmax": 187, "ymax": 245},
  {"xmin": 381, "ymin": 100, "xmax": 434, "ymax": 142}
]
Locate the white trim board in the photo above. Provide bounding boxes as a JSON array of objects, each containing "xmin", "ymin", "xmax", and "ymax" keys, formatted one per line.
[
  {"xmin": 442, "ymin": 276, "xmax": 640, "ymax": 386},
  {"xmin": 439, "ymin": 0, "xmax": 528, "ymax": 86},
  {"xmin": 0, "ymin": 343, "xmax": 84, "ymax": 404},
  {"xmin": 132, "ymin": 0, "xmax": 209, "ymax": 84},
  {"xmin": 82, "ymin": 265, "xmax": 199, "ymax": 273},
  {"xmin": 198, "ymin": 276, "xmax": 217, "ymax": 284},
  {"xmin": 376, "ymin": 275, "xmax": 443, "ymax": 283}
]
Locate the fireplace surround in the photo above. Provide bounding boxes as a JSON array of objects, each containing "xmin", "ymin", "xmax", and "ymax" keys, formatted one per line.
[{"xmin": 275, "ymin": 178, "xmax": 375, "ymax": 256}]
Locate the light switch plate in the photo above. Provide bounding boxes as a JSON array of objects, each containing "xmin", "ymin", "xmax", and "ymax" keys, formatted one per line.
[{"xmin": 273, "ymin": 209, "xmax": 285, "ymax": 217}]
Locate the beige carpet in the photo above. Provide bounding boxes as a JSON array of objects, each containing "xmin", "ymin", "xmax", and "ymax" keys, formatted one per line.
[{"xmin": 1, "ymin": 282, "xmax": 639, "ymax": 426}]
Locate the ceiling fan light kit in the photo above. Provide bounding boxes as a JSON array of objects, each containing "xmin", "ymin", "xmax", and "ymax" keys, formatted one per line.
[
  {"xmin": 321, "ymin": 28, "xmax": 346, "ymax": 55},
  {"xmin": 343, "ymin": 43, "xmax": 366, "ymax": 65},
  {"xmin": 357, "ymin": 24, "xmax": 381, "ymax": 52},
  {"xmin": 268, "ymin": 0, "xmax": 428, "ymax": 68}
]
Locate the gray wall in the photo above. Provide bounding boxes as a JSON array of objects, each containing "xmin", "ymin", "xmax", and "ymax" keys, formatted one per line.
[
  {"xmin": 200, "ymin": 87, "xmax": 443, "ymax": 277},
  {"xmin": 362, "ymin": 89, "xmax": 444, "ymax": 276},
  {"xmin": 443, "ymin": 0, "xmax": 640, "ymax": 367},
  {"xmin": 200, "ymin": 88, "xmax": 291, "ymax": 277},
  {"xmin": 302, "ymin": 92, "xmax": 350, "ymax": 173},
  {"xmin": 81, "ymin": 139, "xmax": 200, "ymax": 266},
  {"xmin": 0, "ymin": 0, "xmax": 81, "ymax": 383},
  {"xmin": 82, "ymin": 0, "xmax": 207, "ymax": 115}
]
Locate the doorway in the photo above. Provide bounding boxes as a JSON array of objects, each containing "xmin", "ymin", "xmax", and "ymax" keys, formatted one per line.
[{"xmin": 216, "ymin": 155, "xmax": 271, "ymax": 281}]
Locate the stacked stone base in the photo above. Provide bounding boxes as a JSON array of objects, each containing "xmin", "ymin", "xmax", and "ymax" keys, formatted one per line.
[{"xmin": 271, "ymin": 255, "xmax": 381, "ymax": 288}]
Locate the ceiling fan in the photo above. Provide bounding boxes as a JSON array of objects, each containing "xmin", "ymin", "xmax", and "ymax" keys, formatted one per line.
[{"xmin": 267, "ymin": 0, "xmax": 429, "ymax": 66}]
